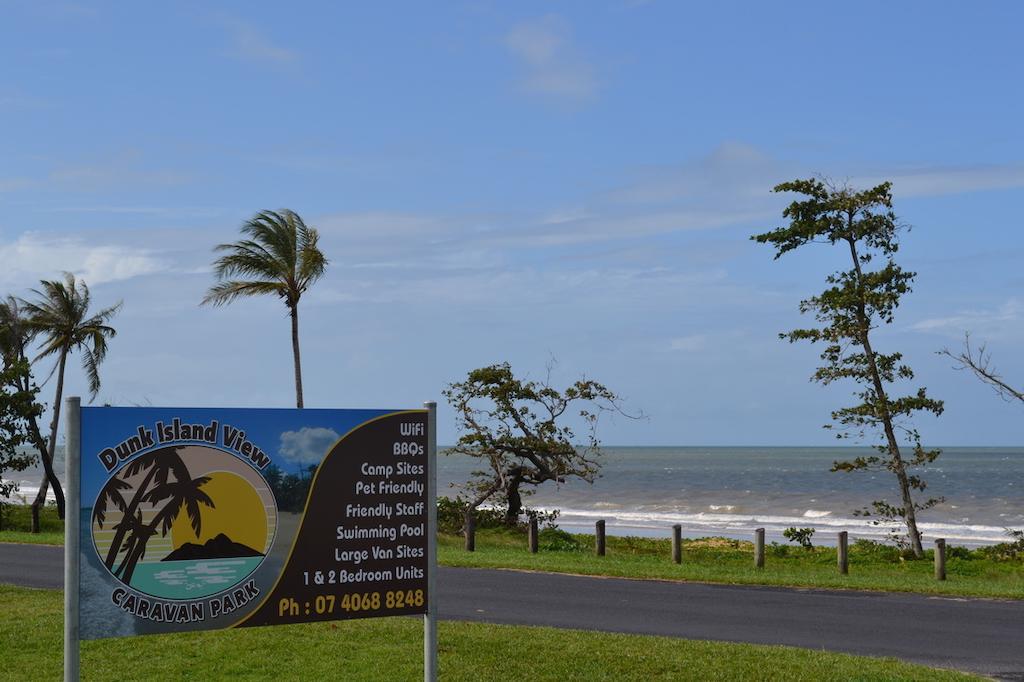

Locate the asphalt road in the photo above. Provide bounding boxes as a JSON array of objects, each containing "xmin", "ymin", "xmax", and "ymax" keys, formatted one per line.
[{"xmin": 3, "ymin": 543, "xmax": 1022, "ymax": 678}]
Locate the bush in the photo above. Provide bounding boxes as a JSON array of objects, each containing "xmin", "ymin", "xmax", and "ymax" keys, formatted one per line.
[
  {"xmin": 538, "ymin": 527, "xmax": 583, "ymax": 552},
  {"xmin": 783, "ymin": 527, "xmax": 815, "ymax": 549},
  {"xmin": 852, "ymin": 538, "xmax": 901, "ymax": 562},
  {"xmin": 523, "ymin": 507, "xmax": 560, "ymax": 530},
  {"xmin": 436, "ymin": 496, "xmax": 559, "ymax": 534},
  {"xmin": 974, "ymin": 529, "xmax": 1024, "ymax": 562},
  {"xmin": 945, "ymin": 545, "xmax": 973, "ymax": 560}
]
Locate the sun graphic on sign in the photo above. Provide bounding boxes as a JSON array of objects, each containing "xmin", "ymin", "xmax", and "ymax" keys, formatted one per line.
[
  {"xmin": 91, "ymin": 445, "xmax": 277, "ymax": 601},
  {"xmin": 168, "ymin": 471, "xmax": 268, "ymax": 552}
]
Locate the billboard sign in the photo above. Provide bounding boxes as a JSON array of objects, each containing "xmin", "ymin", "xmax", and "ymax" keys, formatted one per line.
[{"xmin": 76, "ymin": 406, "xmax": 432, "ymax": 640}]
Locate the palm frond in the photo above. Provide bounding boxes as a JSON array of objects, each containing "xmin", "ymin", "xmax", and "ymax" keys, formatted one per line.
[
  {"xmin": 202, "ymin": 280, "xmax": 284, "ymax": 306},
  {"xmin": 203, "ymin": 208, "xmax": 328, "ymax": 309},
  {"xmin": 21, "ymin": 273, "xmax": 119, "ymax": 394}
]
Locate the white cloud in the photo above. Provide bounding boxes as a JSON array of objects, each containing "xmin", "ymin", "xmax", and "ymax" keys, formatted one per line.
[
  {"xmin": 0, "ymin": 233, "xmax": 168, "ymax": 287},
  {"xmin": 606, "ymin": 142, "xmax": 788, "ymax": 205},
  {"xmin": 217, "ymin": 15, "xmax": 298, "ymax": 65},
  {"xmin": 278, "ymin": 427, "xmax": 340, "ymax": 465},
  {"xmin": 0, "ymin": 91, "xmax": 48, "ymax": 111},
  {"xmin": 48, "ymin": 150, "xmax": 193, "ymax": 192},
  {"xmin": 669, "ymin": 334, "xmax": 707, "ymax": 352},
  {"xmin": 505, "ymin": 15, "xmax": 598, "ymax": 102},
  {"xmin": 36, "ymin": 205, "xmax": 224, "ymax": 218},
  {"xmin": 910, "ymin": 299, "xmax": 1023, "ymax": 338},
  {"xmin": 316, "ymin": 211, "xmax": 453, "ymax": 239},
  {"xmin": 856, "ymin": 166, "xmax": 1024, "ymax": 198},
  {"xmin": 0, "ymin": 177, "xmax": 35, "ymax": 192}
]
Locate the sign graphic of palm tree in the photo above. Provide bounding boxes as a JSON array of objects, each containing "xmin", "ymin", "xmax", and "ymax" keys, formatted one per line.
[{"xmin": 93, "ymin": 446, "xmax": 214, "ymax": 584}]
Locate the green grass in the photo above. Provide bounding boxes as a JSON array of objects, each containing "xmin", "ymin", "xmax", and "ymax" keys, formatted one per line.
[
  {"xmin": 439, "ymin": 528, "xmax": 1024, "ymax": 600},
  {"xmin": 0, "ymin": 504, "xmax": 63, "ymax": 545},
  {"xmin": 0, "ymin": 584, "xmax": 976, "ymax": 681},
  {"xmin": 4, "ymin": 505, "xmax": 1023, "ymax": 599}
]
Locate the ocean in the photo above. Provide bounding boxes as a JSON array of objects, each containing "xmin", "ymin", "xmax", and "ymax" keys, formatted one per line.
[
  {"xmin": 438, "ymin": 446, "xmax": 1024, "ymax": 546},
  {"xmin": 7, "ymin": 446, "xmax": 1023, "ymax": 546}
]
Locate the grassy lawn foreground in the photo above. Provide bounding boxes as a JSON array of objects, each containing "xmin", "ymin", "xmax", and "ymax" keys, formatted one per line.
[{"xmin": 0, "ymin": 585, "xmax": 976, "ymax": 681}]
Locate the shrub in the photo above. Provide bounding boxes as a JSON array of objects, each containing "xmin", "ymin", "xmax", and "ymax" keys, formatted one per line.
[
  {"xmin": 783, "ymin": 527, "xmax": 816, "ymax": 549},
  {"xmin": 436, "ymin": 496, "xmax": 559, "ymax": 534},
  {"xmin": 945, "ymin": 545, "xmax": 973, "ymax": 560},
  {"xmin": 974, "ymin": 529, "xmax": 1024, "ymax": 562},
  {"xmin": 852, "ymin": 538, "xmax": 902, "ymax": 562},
  {"xmin": 538, "ymin": 527, "xmax": 583, "ymax": 552}
]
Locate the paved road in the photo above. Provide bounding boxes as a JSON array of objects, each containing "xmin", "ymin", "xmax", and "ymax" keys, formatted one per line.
[
  {"xmin": 3, "ymin": 543, "xmax": 1022, "ymax": 678},
  {"xmin": 0, "ymin": 542, "xmax": 63, "ymax": 589}
]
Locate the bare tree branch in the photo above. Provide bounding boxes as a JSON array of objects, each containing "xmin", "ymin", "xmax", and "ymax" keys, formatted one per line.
[{"xmin": 939, "ymin": 333, "xmax": 1024, "ymax": 405}]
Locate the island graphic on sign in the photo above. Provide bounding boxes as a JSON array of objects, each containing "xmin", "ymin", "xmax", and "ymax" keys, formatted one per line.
[{"xmin": 91, "ymin": 445, "xmax": 277, "ymax": 600}]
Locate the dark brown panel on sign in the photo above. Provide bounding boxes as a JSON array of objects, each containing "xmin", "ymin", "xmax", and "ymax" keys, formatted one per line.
[{"xmin": 238, "ymin": 411, "xmax": 429, "ymax": 627}]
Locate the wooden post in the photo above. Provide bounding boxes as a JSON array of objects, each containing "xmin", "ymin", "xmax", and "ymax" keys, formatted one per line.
[
  {"xmin": 528, "ymin": 517, "xmax": 538, "ymax": 554},
  {"xmin": 464, "ymin": 512, "xmax": 475, "ymax": 552},
  {"xmin": 935, "ymin": 538, "xmax": 946, "ymax": 581},
  {"xmin": 754, "ymin": 528, "xmax": 765, "ymax": 569},
  {"xmin": 837, "ymin": 531, "xmax": 848, "ymax": 575},
  {"xmin": 672, "ymin": 524, "xmax": 682, "ymax": 564},
  {"xmin": 595, "ymin": 520, "xmax": 606, "ymax": 556}
]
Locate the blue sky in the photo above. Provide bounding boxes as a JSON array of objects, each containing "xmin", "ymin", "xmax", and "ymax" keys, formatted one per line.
[{"xmin": 2, "ymin": 2, "xmax": 1023, "ymax": 445}]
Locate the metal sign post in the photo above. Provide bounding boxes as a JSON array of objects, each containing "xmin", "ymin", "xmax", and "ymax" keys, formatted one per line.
[
  {"xmin": 64, "ymin": 397, "xmax": 81, "ymax": 682},
  {"xmin": 423, "ymin": 401, "xmax": 437, "ymax": 682}
]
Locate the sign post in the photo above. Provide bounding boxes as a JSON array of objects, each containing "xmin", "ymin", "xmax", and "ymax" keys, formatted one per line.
[
  {"xmin": 424, "ymin": 401, "xmax": 437, "ymax": 682},
  {"xmin": 66, "ymin": 404, "xmax": 436, "ymax": 679},
  {"xmin": 65, "ymin": 397, "xmax": 81, "ymax": 682}
]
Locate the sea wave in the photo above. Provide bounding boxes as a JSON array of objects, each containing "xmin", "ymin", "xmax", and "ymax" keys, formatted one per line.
[
  {"xmin": 0, "ymin": 482, "xmax": 57, "ymax": 504},
  {"xmin": 541, "ymin": 506, "xmax": 1016, "ymax": 545}
]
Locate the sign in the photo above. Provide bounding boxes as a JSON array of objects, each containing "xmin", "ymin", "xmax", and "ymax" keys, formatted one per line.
[{"xmin": 77, "ymin": 406, "xmax": 432, "ymax": 640}]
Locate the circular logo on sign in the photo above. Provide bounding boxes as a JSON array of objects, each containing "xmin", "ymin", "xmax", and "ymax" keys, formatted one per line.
[{"xmin": 91, "ymin": 445, "xmax": 277, "ymax": 600}]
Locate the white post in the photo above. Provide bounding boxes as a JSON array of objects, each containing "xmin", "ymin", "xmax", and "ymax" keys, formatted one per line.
[
  {"xmin": 64, "ymin": 397, "xmax": 81, "ymax": 682},
  {"xmin": 423, "ymin": 401, "xmax": 438, "ymax": 682}
]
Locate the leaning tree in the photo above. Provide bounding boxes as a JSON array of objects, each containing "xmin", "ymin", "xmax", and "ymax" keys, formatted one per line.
[
  {"xmin": 753, "ymin": 178, "xmax": 943, "ymax": 558},
  {"xmin": 444, "ymin": 362, "xmax": 628, "ymax": 529},
  {"xmin": 0, "ymin": 358, "xmax": 42, "ymax": 529},
  {"xmin": 0, "ymin": 297, "xmax": 52, "ymax": 525}
]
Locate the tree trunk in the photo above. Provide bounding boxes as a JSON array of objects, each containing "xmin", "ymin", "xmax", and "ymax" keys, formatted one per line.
[
  {"xmin": 32, "ymin": 348, "xmax": 68, "ymax": 533},
  {"xmin": 290, "ymin": 304, "xmax": 304, "ymax": 408},
  {"xmin": 503, "ymin": 477, "xmax": 523, "ymax": 526},
  {"xmin": 846, "ymin": 237, "xmax": 924, "ymax": 558}
]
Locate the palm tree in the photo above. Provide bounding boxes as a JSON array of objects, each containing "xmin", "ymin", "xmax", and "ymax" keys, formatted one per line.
[
  {"xmin": 202, "ymin": 210, "xmax": 328, "ymax": 408},
  {"xmin": 0, "ymin": 298, "xmax": 60, "ymax": 516},
  {"xmin": 22, "ymin": 273, "xmax": 121, "ymax": 532}
]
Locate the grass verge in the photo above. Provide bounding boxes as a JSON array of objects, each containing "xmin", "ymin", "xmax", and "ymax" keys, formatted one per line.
[
  {"xmin": 0, "ymin": 584, "xmax": 976, "ymax": 681},
  {"xmin": 4, "ymin": 505, "xmax": 1023, "ymax": 599},
  {"xmin": 438, "ymin": 528, "xmax": 1024, "ymax": 600},
  {"xmin": 0, "ymin": 504, "xmax": 63, "ymax": 545}
]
